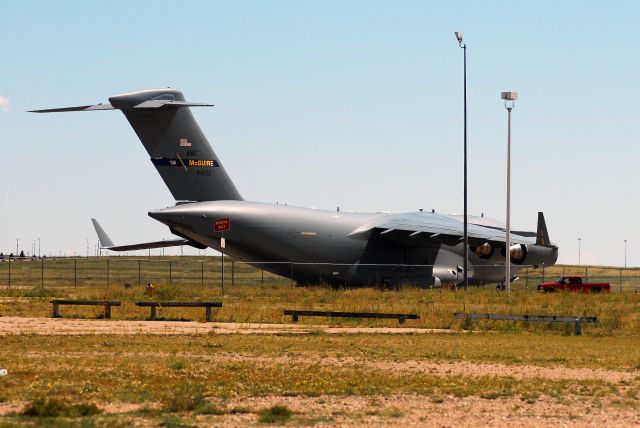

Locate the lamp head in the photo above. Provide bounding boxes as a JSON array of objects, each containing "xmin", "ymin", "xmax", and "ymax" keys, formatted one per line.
[
  {"xmin": 455, "ymin": 32, "xmax": 463, "ymax": 43},
  {"xmin": 501, "ymin": 91, "xmax": 518, "ymax": 101}
]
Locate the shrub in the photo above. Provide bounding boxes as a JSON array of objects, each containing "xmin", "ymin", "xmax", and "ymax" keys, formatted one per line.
[
  {"xmin": 258, "ymin": 404, "xmax": 293, "ymax": 424},
  {"xmin": 163, "ymin": 384, "xmax": 210, "ymax": 413},
  {"xmin": 21, "ymin": 398, "xmax": 101, "ymax": 417}
]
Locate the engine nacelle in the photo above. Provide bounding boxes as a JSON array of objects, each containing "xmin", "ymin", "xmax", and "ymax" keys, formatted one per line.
[
  {"xmin": 501, "ymin": 243, "xmax": 558, "ymax": 266},
  {"xmin": 472, "ymin": 242, "xmax": 494, "ymax": 258},
  {"xmin": 432, "ymin": 266, "xmax": 462, "ymax": 287}
]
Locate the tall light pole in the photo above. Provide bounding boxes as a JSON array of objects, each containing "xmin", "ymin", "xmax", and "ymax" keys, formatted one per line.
[
  {"xmin": 578, "ymin": 238, "xmax": 582, "ymax": 265},
  {"xmin": 501, "ymin": 91, "xmax": 518, "ymax": 294},
  {"xmin": 624, "ymin": 239, "xmax": 627, "ymax": 268},
  {"xmin": 455, "ymin": 31, "xmax": 469, "ymax": 290}
]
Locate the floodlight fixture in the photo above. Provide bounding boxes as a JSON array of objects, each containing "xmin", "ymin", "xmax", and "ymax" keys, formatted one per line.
[
  {"xmin": 501, "ymin": 91, "xmax": 518, "ymax": 101},
  {"xmin": 455, "ymin": 32, "xmax": 464, "ymax": 43}
]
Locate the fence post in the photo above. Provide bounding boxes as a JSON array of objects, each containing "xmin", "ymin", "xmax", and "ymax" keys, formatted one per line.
[
  {"xmin": 74, "ymin": 258, "xmax": 77, "ymax": 288},
  {"xmin": 41, "ymin": 257, "xmax": 44, "ymax": 289},
  {"xmin": 8, "ymin": 257, "xmax": 11, "ymax": 288},
  {"xmin": 169, "ymin": 261, "xmax": 172, "ymax": 285},
  {"xmin": 138, "ymin": 259, "xmax": 141, "ymax": 286},
  {"xmin": 221, "ymin": 254, "xmax": 224, "ymax": 295},
  {"xmin": 106, "ymin": 259, "xmax": 110, "ymax": 286},
  {"xmin": 620, "ymin": 268, "xmax": 622, "ymax": 293}
]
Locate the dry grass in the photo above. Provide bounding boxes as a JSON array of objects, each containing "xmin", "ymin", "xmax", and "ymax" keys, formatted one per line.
[
  {"xmin": 0, "ymin": 257, "xmax": 639, "ymax": 426},
  {"xmin": 1, "ymin": 276, "xmax": 639, "ymax": 336}
]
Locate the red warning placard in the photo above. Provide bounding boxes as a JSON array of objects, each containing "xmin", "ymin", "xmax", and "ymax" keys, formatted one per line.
[{"xmin": 214, "ymin": 218, "xmax": 230, "ymax": 232}]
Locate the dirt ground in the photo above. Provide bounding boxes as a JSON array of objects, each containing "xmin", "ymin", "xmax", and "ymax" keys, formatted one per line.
[
  {"xmin": 1, "ymin": 316, "xmax": 638, "ymax": 427},
  {"xmin": 0, "ymin": 394, "xmax": 638, "ymax": 427},
  {"xmin": 0, "ymin": 316, "xmax": 459, "ymax": 335}
]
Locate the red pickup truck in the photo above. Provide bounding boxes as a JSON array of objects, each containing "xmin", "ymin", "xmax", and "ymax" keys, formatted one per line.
[{"xmin": 538, "ymin": 275, "xmax": 610, "ymax": 293}]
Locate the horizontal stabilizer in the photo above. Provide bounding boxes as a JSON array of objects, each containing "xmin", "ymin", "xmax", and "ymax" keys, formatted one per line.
[
  {"xmin": 133, "ymin": 100, "xmax": 214, "ymax": 109},
  {"xmin": 29, "ymin": 103, "xmax": 114, "ymax": 113}
]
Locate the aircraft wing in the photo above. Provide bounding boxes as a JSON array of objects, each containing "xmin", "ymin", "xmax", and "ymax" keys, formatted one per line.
[
  {"xmin": 347, "ymin": 211, "xmax": 542, "ymax": 247},
  {"xmin": 100, "ymin": 239, "xmax": 192, "ymax": 252},
  {"xmin": 91, "ymin": 218, "xmax": 206, "ymax": 252}
]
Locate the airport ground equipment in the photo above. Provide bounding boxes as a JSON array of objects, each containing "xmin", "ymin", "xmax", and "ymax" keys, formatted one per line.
[
  {"xmin": 537, "ymin": 275, "xmax": 610, "ymax": 293},
  {"xmin": 135, "ymin": 301, "xmax": 222, "ymax": 322},
  {"xmin": 284, "ymin": 309, "xmax": 419, "ymax": 324},
  {"xmin": 453, "ymin": 312, "xmax": 598, "ymax": 335},
  {"xmin": 50, "ymin": 300, "xmax": 121, "ymax": 319}
]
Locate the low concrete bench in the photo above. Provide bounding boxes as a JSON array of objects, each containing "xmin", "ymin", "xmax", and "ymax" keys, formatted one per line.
[
  {"xmin": 452, "ymin": 312, "xmax": 598, "ymax": 335},
  {"xmin": 50, "ymin": 300, "xmax": 121, "ymax": 319},
  {"xmin": 135, "ymin": 301, "xmax": 222, "ymax": 322},
  {"xmin": 284, "ymin": 310, "xmax": 419, "ymax": 324}
]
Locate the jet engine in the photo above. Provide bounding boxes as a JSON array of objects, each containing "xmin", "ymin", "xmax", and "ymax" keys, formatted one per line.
[
  {"xmin": 501, "ymin": 243, "xmax": 558, "ymax": 266},
  {"xmin": 472, "ymin": 242, "xmax": 494, "ymax": 258},
  {"xmin": 432, "ymin": 266, "xmax": 462, "ymax": 288}
]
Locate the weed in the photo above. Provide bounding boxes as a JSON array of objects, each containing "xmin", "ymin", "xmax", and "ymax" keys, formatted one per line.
[
  {"xmin": 258, "ymin": 404, "xmax": 293, "ymax": 424},
  {"xmin": 162, "ymin": 384, "xmax": 209, "ymax": 413},
  {"xmin": 161, "ymin": 414, "xmax": 192, "ymax": 428},
  {"xmin": 166, "ymin": 354, "xmax": 187, "ymax": 371},
  {"xmin": 21, "ymin": 398, "xmax": 101, "ymax": 417}
]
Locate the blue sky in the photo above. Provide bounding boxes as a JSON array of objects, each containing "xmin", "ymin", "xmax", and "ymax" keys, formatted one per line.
[{"xmin": 1, "ymin": 1, "xmax": 638, "ymax": 266}]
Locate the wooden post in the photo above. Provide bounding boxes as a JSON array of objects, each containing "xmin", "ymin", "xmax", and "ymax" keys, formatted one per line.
[
  {"xmin": 150, "ymin": 306, "xmax": 157, "ymax": 320},
  {"xmin": 205, "ymin": 306, "xmax": 212, "ymax": 322},
  {"xmin": 52, "ymin": 302, "xmax": 60, "ymax": 318},
  {"xmin": 574, "ymin": 318, "xmax": 582, "ymax": 336},
  {"xmin": 104, "ymin": 304, "xmax": 111, "ymax": 319}
]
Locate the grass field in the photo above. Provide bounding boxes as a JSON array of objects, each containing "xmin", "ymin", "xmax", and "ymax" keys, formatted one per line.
[{"xmin": 0, "ymin": 258, "xmax": 639, "ymax": 426}]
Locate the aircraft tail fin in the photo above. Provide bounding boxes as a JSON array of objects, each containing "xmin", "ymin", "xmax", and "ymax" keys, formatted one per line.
[
  {"xmin": 91, "ymin": 218, "xmax": 115, "ymax": 248},
  {"xmin": 32, "ymin": 88, "xmax": 242, "ymax": 202},
  {"xmin": 536, "ymin": 212, "xmax": 551, "ymax": 247}
]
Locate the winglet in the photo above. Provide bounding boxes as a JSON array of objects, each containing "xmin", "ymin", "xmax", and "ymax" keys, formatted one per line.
[
  {"xmin": 91, "ymin": 218, "xmax": 115, "ymax": 248},
  {"xmin": 536, "ymin": 212, "xmax": 550, "ymax": 247}
]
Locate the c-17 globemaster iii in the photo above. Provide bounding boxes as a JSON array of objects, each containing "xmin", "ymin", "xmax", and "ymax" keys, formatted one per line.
[{"xmin": 33, "ymin": 88, "xmax": 558, "ymax": 288}]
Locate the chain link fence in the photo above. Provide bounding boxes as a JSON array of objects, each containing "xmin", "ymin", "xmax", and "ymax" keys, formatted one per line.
[{"xmin": 0, "ymin": 256, "xmax": 638, "ymax": 292}]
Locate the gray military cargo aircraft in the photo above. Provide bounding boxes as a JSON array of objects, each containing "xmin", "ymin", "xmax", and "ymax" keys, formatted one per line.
[{"xmin": 33, "ymin": 88, "xmax": 558, "ymax": 287}]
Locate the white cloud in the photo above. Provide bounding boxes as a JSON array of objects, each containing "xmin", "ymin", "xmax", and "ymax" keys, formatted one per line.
[{"xmin": 0, "ymin": 95, "xmax": 10, "ymax": 112}]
